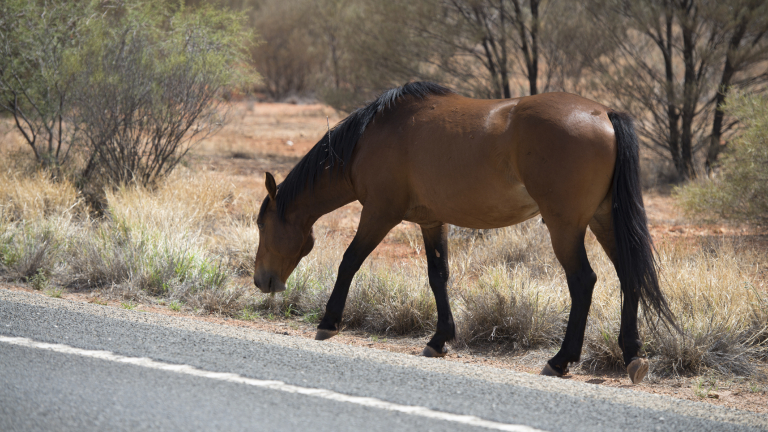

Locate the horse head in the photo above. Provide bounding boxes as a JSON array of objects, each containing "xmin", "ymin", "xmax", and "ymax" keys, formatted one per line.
[{"xmin": 253, "ymin": 172, "xmax": 314, "ymax": 293}]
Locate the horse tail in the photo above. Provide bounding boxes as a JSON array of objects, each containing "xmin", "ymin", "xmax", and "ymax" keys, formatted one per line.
[{"xmin": 607, "ymin": 111, "xmax": 677, "ymax": 331}]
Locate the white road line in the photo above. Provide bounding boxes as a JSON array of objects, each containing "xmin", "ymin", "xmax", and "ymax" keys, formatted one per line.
[{"xmin": 1, "ymin": 336, "xmax": 546, "ymax": 432}]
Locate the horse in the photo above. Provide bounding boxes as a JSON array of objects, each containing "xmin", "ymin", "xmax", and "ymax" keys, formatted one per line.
[{"xmin": 253, "ymin": 82, "xmax": 675, "ymax": 384}]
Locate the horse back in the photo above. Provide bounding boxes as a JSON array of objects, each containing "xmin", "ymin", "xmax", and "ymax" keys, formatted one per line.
[{"xmin": 350, "ymin": 92, "xmax": 617, "ymax": 229}]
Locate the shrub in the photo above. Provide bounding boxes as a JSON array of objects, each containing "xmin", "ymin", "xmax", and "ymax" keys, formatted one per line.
[
  {"xmin": 0, "ymin": 217, "xmax": 70, "ymax": 282},
  {"xmin": 583, "ymin": 239, "xmax": 767, "ymax": 376},
  {"xmin": 675, "ymin": 92, "xmax": 768, "ymax": 224},
  {"xmin": 345, "ymin": 265, "xmax": 436, "ymax": 335},
  {"xmin": 1, "ymin": 0, "xmax": 255, "ymax": 188},
  {"xmin": 0, "ymin": 0, "xmax": 88, "ymax": 169},
  {"xmin": 73, "ymin": 1, "xmax": 255, "ymax": 187}
]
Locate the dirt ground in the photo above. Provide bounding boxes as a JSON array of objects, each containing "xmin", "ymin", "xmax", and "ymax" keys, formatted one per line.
[{"xmin": 3, "ymin": 100, "xmax": 767, "ymax": 412}]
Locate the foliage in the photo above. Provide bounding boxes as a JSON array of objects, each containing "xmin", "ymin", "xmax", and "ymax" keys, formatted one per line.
[
  {"xmin": 585, "ymin": 0, "xmax": 768, "ymax": 179},
  {"xmin": 0, "ymin": 0, "xmax": 90, "ymax": 169},
  {"xmin": 238, "ymin": 0, "xmax": 768, "ymax": 179},
  {"xmin": 0, "ymin": 0, "xmax": 256, "ymax": 187},
  {"xmin": 245, "ymin": 0, "xmax": 604, "ymax": 108},
  {"xmin": 249, "ymin": 0, "xmax": 323, "ymax": 100},
  {"xmin": 74, "ymin": 1, "xmax": 255, "ymax": 186},
  {"xmin": 675, "ymin": 92, "xmax": 768, "ymax": 223}
]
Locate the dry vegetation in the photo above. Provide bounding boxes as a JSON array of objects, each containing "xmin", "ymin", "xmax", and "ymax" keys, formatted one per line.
[{"xmin": 1, "ymin": 102, "xmax": 767, "ymax": 398}]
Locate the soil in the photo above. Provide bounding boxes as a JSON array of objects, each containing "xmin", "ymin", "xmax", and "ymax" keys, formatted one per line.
[{"xmin": 2, "ymin": 100, "xmax": 767, "ymax": 413}]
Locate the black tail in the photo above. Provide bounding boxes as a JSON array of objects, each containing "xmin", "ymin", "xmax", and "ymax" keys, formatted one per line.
[{"xmin": 608, "ymin": 112, "xmax": 677, "ymax": 331}]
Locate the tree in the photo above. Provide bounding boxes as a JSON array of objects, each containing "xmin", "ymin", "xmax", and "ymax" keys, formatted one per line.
[
  {"xmin": 316, "ymin": 0, "xmax": 603, "ymax": 104},
  {"xmin": 73, "ymin": 1, "xmax": 254, "ymax": 186},
  {"xmin": 586, "ymin": 0, "xmax": 768, "ymax": 180},
  {"xmin": 705, "ymin": 1, "xmax": 768, "ymax": 172},
  {"xmin": 249, "ymin": 0, "xmax": 325, "ymax": 100}
]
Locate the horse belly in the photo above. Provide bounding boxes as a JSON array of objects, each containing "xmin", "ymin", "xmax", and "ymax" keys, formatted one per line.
[{"xmin": 407, "ymin": 163, "xmax": 540, "ymax": 229}]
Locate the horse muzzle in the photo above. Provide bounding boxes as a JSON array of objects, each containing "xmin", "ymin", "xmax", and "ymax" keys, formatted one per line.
[{"xmin": 254, "ymin": 272, "xmax": 286, "ymax": 293}]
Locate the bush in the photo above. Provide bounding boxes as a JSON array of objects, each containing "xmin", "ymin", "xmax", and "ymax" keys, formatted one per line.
[
  {"xmin": 74, "ymin": 1, "xmax": 254, "ymax": 187},
  {"xmin": 0, "ymin": 0, "xmax": 88, "ymax": 169},
  {"xmin": 582, "ymin": 238, "xmax": 767, "ymax": 376},
  {"xmin": 675, "ymin": 92, "xmax": 768, "ymax": 224},
  {"xmin": 0, "ymin": 0, "xmax": 255, "ymax": 188},
  {"xmin": 0, "ymin": 217, "xmax": 71, "ymax": 282}
]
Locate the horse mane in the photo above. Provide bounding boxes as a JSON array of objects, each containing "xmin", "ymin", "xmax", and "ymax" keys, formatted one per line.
[{"xmin": 273, "ymin": 81, "xmax": 454, "ymax": 219}]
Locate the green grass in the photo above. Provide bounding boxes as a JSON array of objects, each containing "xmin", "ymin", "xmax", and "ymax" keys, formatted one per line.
[
  {"xmin": 29, "ymin": 269, "xmax": 49, "ymax": 290},
  {"xmin": 44, "ymin": 288, "xmax": 63, "ymax": 298},
  {"xmin": 238, "ymin": 306, "xmax": 259, "ymax": 320},
  {"xmin": 693, "ymin": 376, "xmax": 720, "ymax": 399}
]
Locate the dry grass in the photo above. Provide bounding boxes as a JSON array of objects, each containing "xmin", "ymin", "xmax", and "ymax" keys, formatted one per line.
[
  {"xmin": 0, "ymin": 169, "xmax": 82, "ymax": 221},
  {"xmin": 1, "ymin": 157, "xmax": 766, "ymax": 377},
  {"xmin": 644, "ymin": 241, "xmax": 768, "ymax": 376},
  {"xmin": 455, "ymin": 265, "xmax": 567, "ymax": 350},
  {"xmin": 0, "ymin": 216, "xmax": 73, "ymax": 283},
  {"xmin": 582, "ymin": 237, "xmax": 768, "ymax": 377}
]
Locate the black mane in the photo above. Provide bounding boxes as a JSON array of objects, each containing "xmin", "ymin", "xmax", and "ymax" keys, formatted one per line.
[{"xmin": 273, "ymin": 81, "xmax": 453, "ymax": 219}]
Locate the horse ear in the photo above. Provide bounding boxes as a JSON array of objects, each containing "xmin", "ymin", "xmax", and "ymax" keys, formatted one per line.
[{"xmin": 265, "ymin": 172, "xmax": 277, "ymax": 200}]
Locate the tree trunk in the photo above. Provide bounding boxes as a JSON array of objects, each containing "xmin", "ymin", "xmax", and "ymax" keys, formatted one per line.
[
  {"xmin": 680, "ymin": 6, "xmax": 698, "ymax": 180},
  {"xmin": 660, "ymin": 10, "xmax": 685, "ymax": 178},
  {"xmin": 330, "ymin": 33, "xmax": 340, "ymax": 89},
  {"xmin": 481, "ymin": 38, "xmax": 503, "ymax": 99},
  {"xmin": 706, "ymin": 17, "xmax": 749, "ymax": 174},
  {"xmin": 498, "ymin": 2, "xmax": 511, "ymax": 98},
  {"xmin": 528, "ymin": 0, "xmax": 539, "ymax": 95}
]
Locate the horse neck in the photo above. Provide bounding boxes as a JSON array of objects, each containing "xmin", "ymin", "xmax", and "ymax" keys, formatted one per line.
[{"xmin": 284, "ymin": 171, "xmax": 356, "ymax": 230}]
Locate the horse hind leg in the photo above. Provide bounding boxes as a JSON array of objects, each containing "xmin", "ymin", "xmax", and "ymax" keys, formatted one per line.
[
  {"xmin": 589, "ymin": 204, "xmax": 648, "ymax": 384},
  {"xmin": 420, "ymin": 224, "xmax": 455, "ymax": 357},
  {"xmin": 540, "ymin": 224, "xmax": 597, "ymax": 377}
]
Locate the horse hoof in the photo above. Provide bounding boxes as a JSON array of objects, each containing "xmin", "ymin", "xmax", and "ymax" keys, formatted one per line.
[
  {"xmin": 627, "ymin": 357, "xmax": 649, "ymax": 384},
  {"xmin": 315, "ymin": 329, "xmax": 338, "ymax": 341},
  {"xmin": 540, "ymin": 363, "xmax": 560, "ymax": 377},
  {"xmin": 540, "ymin": 363, "xmax": 569, "ymax": 377},
  {"xmin": 422, "ymin": 345, "xmax": 448, "ymax": 357}
]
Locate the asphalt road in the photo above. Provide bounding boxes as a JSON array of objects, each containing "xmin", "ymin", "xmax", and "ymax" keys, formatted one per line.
[{"xmin": 1, "ymin": 288, "xmax": 766, "ymax": 432}]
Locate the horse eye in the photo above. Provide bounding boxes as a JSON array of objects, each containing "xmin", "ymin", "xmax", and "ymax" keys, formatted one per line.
[{"xmin": 257, "ymin": 222, "xmax": 265, "ymax": 230}]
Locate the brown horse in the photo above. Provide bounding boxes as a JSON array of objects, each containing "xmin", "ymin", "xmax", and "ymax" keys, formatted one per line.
[{"xmin": 253, "ymin": 82, "xmax": 675, "ymax": 384}]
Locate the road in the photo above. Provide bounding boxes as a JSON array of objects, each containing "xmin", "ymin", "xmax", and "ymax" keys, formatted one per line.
[{"xmin": 1, "ymin": 288, "xmax": 766, "ymax": 432}]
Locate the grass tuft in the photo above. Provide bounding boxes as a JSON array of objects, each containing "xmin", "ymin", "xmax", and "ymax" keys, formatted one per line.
[{"xmin": 455, "ymin": 265, "xmax": 566, "ymax": 350}]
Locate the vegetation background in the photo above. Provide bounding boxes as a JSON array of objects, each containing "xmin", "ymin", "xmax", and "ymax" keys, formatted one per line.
[{"xmin": 1, "ymin": 0, "xmax": 767, "ymax": 400}]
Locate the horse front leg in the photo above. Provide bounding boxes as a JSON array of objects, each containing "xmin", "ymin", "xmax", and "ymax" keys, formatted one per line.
[
  {"xmin": 421, "ymin": 224, "xmax": 455, "ymax": 357},
  {"xmin": 316, "ymin": 209, "xmax": 399, "ymax": 340}
]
